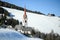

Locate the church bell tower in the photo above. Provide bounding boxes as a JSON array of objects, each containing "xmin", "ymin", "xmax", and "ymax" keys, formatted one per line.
[{"xmin": 22, "ymin": 6, "xmax": 28, "ymax": 27}]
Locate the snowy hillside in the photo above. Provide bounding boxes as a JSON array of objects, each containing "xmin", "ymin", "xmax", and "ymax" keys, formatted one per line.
[{"xmin": 2, "ymin": 7, "xmax": 60, "ymax": 35}]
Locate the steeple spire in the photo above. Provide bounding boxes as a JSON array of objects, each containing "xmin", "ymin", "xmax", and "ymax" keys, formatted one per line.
[
  {"xmin": 23, "ymin": 5, "xmax": 27, "ymax": 19},
  {"xmin": 24, "ymin": 5, "xmax": 26, "ymax": 16}
]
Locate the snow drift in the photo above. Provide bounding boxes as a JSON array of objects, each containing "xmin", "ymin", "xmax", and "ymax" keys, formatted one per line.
[{"xmin": 0, "ymin": 28, "xmax": 43, "ymax": 40}]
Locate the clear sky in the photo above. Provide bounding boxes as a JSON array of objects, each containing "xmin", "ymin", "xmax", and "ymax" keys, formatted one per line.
[{"xmin": 1, "ymin": 0, "xmax": 60, "ymax": 16}]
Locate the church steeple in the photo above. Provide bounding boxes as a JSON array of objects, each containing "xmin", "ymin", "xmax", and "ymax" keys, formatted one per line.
[
  {"xmin": 22, "ymin": 5, "xmax": 28, "ymax": 27},
  {"xmin": 23, "ymin": 5, "xmax": 27, "ymax": 19}
]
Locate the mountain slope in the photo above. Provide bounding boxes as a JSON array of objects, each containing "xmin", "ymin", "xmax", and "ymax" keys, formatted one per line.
[{"xmin": 2, "ymin": 7, "xmax": 60, "ymax": 35}]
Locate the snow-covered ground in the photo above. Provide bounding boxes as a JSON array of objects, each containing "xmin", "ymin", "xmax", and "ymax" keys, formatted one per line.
[
  {"xmin": 0, "ymin": 28, "xmax": 43, "ymax": 40},
  {"xmin": 2, "ymin": 7, "xmax": 60, "ymax": 35}
]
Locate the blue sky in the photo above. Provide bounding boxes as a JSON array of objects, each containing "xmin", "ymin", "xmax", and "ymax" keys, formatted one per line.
[{"xmin": 2, "ymin": 0, "xmax": 60, "ymax": 16}]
